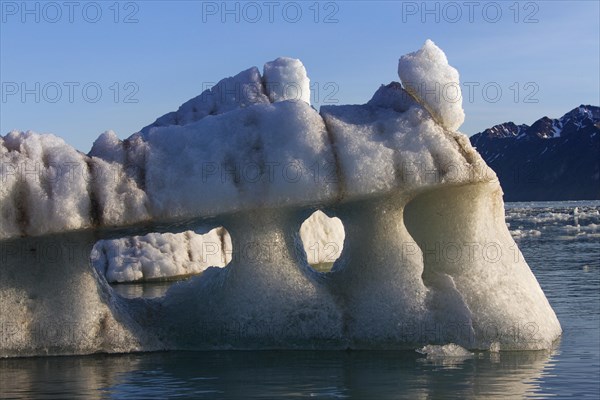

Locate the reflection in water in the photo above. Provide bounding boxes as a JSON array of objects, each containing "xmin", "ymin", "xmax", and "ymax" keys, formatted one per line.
[{"xmin": 0, "ymin": 349, "xmax": 558, "ymax": 399}]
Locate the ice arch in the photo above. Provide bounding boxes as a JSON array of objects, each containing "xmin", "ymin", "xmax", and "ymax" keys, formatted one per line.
[{"xmin": 92, "ymin": 211, "xmax": 344, "ymax": 283}]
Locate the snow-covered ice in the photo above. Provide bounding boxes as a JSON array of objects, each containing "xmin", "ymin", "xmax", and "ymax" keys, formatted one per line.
[
  {"xmin": 0, "ymin": 40, "xmax": 561, "ymax": 357},
  {"xmin": 398, "ymin": 39, "xmax": 465, "ymax": 131},
  {"xmin": 263, "ymin": 57, "xmax": 311, "ymax": 104},
  {"xmin": 510, "ymin": 229, "xmax": 542, "ymax": 238},
  {"xmin": 92, "ymin": 228, "xmax": 232, "ymax": 283},
  {"xmin": 299, "ymin": 210, "xmax": 344, "ymax": 265},
  {"xmin": 139, "ymin": 67, "xmax": 270, "ymax": 134}
]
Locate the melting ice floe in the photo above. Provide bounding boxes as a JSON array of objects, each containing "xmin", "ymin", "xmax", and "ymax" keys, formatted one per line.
[
  {"xmin": 416, "ymin": 343, "xmax": 473, "ymax": 358},
  {"xmin": 506, "ymin": 204, "xmax": 600, "ymax": 239},
  {"xmin": 0, "ymin": 40, "xmax": 561, "ymax": 357}
]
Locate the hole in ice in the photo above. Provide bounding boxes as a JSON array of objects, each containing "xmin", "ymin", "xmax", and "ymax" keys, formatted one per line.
[
  {"xmin": 300, "ymin": 210, "xmax": 345, "ymax": 273},
  {"xmin": 90, "ymin": 227, "xmax": 232, "ymax": 299}
]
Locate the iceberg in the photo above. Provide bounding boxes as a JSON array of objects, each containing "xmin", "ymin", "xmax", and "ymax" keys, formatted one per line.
[{"xmin": 0, "ymin": 40, "xmax": 561, "ymax": 357}]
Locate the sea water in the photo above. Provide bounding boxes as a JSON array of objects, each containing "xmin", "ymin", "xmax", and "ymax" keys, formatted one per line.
[{"xmin": 1, "ymin": 201, "xmax": 598, "ymax": 399}]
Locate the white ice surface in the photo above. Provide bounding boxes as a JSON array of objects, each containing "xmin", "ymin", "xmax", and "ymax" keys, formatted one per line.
[
  {"xmin": 140, "ymin": 67, "xmax": 270, "ymax": 134},
  {"xmin": 320, "ymin": 102, "xmax": 485, "ymax": 198},
  {"xmin": 263, "ymin": 57, "xmax": 311, "ymax": 105},
  {"xmin": 143, "ymin": 100, "xmax": 338, "ymax": 219},
  {"xmin": 299, "ymin": 210, "xmax": 344, "ymax": 265},
  {"xmin": 510, "ymin": 229, "xmax": 542, "ymax": 238},
  {"xmin": 92, "ymin": 228, "xmax": 232, "ymax": 283},
  {"xmin": 398, "ymin": 39, "xmax": 465, "ymax": 131},
  {"xmin": 0, "ymin": 131, "xmax": 94, "ymax": 237}
]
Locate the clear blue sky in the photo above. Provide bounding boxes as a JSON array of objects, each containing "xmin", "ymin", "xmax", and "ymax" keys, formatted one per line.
[{"xmin": 1, "ymin": 0, "xmax": 599, "ymax": 151}]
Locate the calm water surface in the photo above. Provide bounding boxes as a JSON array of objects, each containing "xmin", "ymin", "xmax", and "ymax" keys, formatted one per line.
[{"xmin": 1, "ymin": 201, "xmax": 598, "ymax": 399}]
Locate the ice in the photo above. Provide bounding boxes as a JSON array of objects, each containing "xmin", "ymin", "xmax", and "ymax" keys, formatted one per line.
[
  {"xmin": 0, "ymin": 41, "xmax": 562, "ymax": 357},
  {"xmin": 0, "ymin": 232, "xmax": 159, "ymax": 357},
  {"xmin": 489, "ymin": 342, "xmax": 501, "ymax": 353},
  {"xmin": 504, "ymin": 204, "xmax": 600, "ymax": 240},
  {"xmin": 143, "ymin": 100, "xmax": 337, "ymax": 219},
  {"xmin": 563, "ymin": 223, "xmax": 599, "ymax": 233},
  {"xmin": 398, "ymin": 39, "xmax": 465, "ymax": 131},
  {"xmin": 299, "ymin": 210, "xmax": 344, "ymax": 265},
  {"xmin": 140, "ymin": 57, "xmax": 309, "ymax": 135},
  {"xmin": 321, "ymin": 89, "xmax": 483, "ymax": 197},
  {"xmin": 92, "ymin": 228, "xmax": 232, "ymax": 283},
  {"xmin": 416, "ymin": 343, "xmax": 474, "ymax": 367},
  {"xmin": 263, "ymin": 57, "xmax": 311, "ymax": 105},
  {"xmin": 87, "ymin": 131, "xmax": 150, "ymax": 226},
  {"xmin": 367, "ymin": 81, "xmax": 420, "ymax": 112},
  {"xmin": 510, "ymin": 229, "xmax": 542, "ymax": 238},
  {"xmin": 416, "ymin": 343, "xmax": 473, "ymax": 357},
  {"xmin": 94, "ymin": 211, "xmax": 344, "ymax": 283},
  {"xmin": 140, "ymin": 67, "xmax": 270, "ymax": 135},
  {"xmin": 0, "ymin": 131, "xmax": 93, "ymax": 236}
]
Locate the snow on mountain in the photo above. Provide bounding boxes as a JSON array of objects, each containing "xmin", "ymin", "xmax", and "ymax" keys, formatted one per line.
[{"xmin": 470, "ymin": 105, "xmax": 600, "ymax": 201}]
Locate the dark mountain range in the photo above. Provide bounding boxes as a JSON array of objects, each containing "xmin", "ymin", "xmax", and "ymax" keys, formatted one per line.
[{"xmin": 470, "ymin": 105, "xmax": 600, "ymax": 201}]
